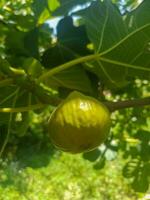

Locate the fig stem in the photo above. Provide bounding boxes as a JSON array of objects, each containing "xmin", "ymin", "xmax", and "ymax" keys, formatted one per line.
[{"xmin": 104, "ymin": 97, "xmax": 150, "ymax": 112}]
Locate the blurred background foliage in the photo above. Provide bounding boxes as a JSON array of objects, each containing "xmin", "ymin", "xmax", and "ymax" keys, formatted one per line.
[{"xmin": 0, "ymin": 0, "xmax": 150, "ymax": 199}]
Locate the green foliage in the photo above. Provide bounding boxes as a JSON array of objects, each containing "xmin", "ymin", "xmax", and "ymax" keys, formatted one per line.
[
  {"xmin": 76, "ymin": 0, "xmax": 127, "ymax": 53},
  {"xmin": 0, "ymin": 0, "xmax": 149, "ymax": 196},
  {"xmin": 41, "ymin": 16, "xmax": 92, "ymax": 93},
  {"xmin": 0, "ymin": 149, "xmax": 139, "ymax": 200},
  {"xmin": 75, "ymin": 0, "xmax": 150, "ymax": 87}
]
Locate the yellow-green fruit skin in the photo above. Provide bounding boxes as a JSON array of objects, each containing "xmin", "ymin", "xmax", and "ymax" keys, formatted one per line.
[{"xmin": 48, "ymin": 91, "xmax": 111, "ymax": 153}]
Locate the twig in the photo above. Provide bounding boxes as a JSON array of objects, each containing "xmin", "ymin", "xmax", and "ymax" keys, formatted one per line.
[
  {"xmin": 0, "ymin": 104, "xmax": 46, "ymax": 113},
  {"xmin": 104, "ymin": 97, "xmax": 150, "ymax": 112}
]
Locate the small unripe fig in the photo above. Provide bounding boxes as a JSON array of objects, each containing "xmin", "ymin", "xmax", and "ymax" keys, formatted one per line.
[{"xmin": 48, "ymin": 91, "xmax": 111, "ymax": 153}]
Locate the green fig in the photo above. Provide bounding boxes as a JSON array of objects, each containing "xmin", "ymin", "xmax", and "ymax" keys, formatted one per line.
[{"xmin": 48, "ymin": 91, "xmax": 111, "ymax": 153}]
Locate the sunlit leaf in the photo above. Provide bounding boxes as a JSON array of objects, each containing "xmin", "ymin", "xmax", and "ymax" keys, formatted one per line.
[{"xmin": 76, "ymin": 0, "xmax": 127, "ymax": 52}]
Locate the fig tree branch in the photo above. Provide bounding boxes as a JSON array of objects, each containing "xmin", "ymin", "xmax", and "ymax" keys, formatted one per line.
[
  {"xmin": 104, "ymin": 97, "xmax": 150, "ymax": 112},
  {"xmin": 0, "ymin": 97, "xmax": 149, "ymax": 113}
]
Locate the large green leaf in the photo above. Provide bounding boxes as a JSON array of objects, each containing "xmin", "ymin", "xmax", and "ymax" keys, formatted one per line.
[
  {"xmin": 42, "ymin": 44, "xmax": 93, "ymax": 93},
  {"xmin": 76, "ymin": 0, "xmax": 150, "ymax": 87},
  {"xmin": 76, "ymin": 0, "xmax": 127, "ymax": 53},
  {"xmin": 41, "ymin": 17, "xmax": 92, "ymax": 93},
  {"xmin": 100, "ymin": 23, "xmax": 150, "ymax": 79},
  {"xmin": 45, "ymin": 67, "xmax": 93, "ymax": 93},
  {"xmin": 85, "ymin": 59, "xmax": 128, "ymax": 88},
  {"xmin": 56, "ymin": 16, "xmax": 90, "ymax": 55},
  {"xmin": 42, "ymin": 16, "xmax": 90, "ymax": 66}
]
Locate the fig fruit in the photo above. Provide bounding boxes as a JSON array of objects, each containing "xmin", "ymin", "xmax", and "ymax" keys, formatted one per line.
[{"xmin": 48, "ymin": 91, "xmax": 111, "ymax": 153}]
